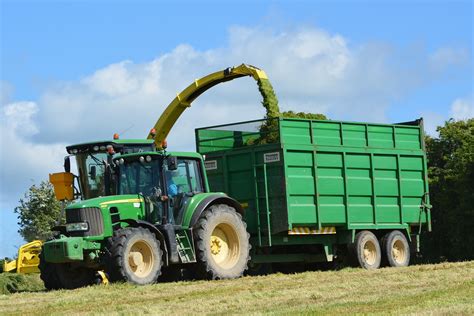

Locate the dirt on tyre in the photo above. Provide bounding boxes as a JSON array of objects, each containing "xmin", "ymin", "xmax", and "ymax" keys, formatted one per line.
[
  {"xmin": 381, "ymin": 230, "xmax": 410, "ymax": 267},
  {"xmin": 349, "ymin": 230, "xmax": 381, "ymax": 270},
  {"xmin": 38, "ymin": 252, "xmax": 62, "ymax": 290},
  {"xmin": 105, "ymin": 227, "xmax": 163, "ymax": 285},
  {"xmin": 194, "ymin": 204, "xmax": 250, "ymax": 279}
]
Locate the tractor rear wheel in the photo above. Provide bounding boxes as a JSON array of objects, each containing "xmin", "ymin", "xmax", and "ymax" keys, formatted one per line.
[
  {"xmin": 194, "ymin": 204, "xmax": 250, "ymax": 279},
  {"xmin": 38, "ymin": 252, "xmax": 62, "ymax": 290},
  {"xmin": 349, "ymin": 230, "xmax": 381, "ymax": 270},
  {"xmin": 381, "ymin": 230, "xmax": 410, "ymax": 267},
  {"xmin": 105, "ymin": 227, "xmax": 163, "ymax": 285}
]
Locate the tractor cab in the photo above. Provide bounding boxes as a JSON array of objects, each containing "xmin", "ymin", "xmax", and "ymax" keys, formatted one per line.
[
  {"xmin": 113, "ymin": 151, "xmax": 207, "ymax": 226},
  {"xmin": 51, "ymin": 139, "xmax": 155, "ymax": 201}
]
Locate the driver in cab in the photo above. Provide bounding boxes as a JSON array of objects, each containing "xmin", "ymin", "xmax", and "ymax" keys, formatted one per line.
[{"xmin": 166, "ymin": 170, "xmax": 178, "ymax": 197}]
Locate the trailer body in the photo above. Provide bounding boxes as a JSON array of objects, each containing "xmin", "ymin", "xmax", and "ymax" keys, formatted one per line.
[{"xmin": 196, "ymin": 117, "xmax": 431, "ymax": 262}]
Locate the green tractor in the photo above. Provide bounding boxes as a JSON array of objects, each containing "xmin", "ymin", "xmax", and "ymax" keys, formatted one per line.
[
  {"xmin": 41, "ymin": 149, "xmax": 250, "ymax": 289},
  {"xmin": 41, "ymin": 64, "xmax": 272, "ymax": 289}
]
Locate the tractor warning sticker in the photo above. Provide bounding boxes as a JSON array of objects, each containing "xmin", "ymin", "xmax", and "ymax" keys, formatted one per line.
[
  {"xmin": 264, "ymin": 152, "xmax": 280, "ymax": 163},
  {"xmin": 204, "ymin": 160, "xmax": 218, "ymax": 170}
]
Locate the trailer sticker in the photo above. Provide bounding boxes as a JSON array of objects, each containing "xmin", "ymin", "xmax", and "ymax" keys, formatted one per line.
[
  {"xmin": 204, "ymin": 160, "xmax": 218, "ymax": 170},
  {"xmin": 264, "ymin": 152, "xmax": 280, "ymax": 163}
]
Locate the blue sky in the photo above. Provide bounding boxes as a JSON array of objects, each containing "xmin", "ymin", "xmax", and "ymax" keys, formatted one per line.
[{"xmin": 0, "ymin": 0, "xmax": 472, "ymax": 257}]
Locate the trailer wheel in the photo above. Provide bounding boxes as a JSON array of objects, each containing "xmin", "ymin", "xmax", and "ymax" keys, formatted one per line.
[
  {"xmin": 382, "ymin": 230, "xmax": 410, "ymax": 267},
  {"xmin": 350, "ymin": 230, "xmax": 381, "ymax": 270},
  {"xmin": 194, "ymin": 204, "xmax": 250, "ymax": 279},
  {"xmin": 38, "ymin": 252, "xmax": 62, "ymax": 290},
  {"xmin": 105, "ymin": 227, "xmax": 163, "ymax": 285}
]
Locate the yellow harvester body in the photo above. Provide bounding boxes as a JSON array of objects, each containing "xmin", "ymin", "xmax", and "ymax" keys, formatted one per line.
[{"xmin": 2, "ymin": 240, "xmax": 43, "ymax": 274}]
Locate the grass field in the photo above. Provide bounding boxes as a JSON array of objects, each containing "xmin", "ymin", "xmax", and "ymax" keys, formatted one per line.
[{"xmin": 0, "ymin": 261, "xmax": 473, "ymax": 315}]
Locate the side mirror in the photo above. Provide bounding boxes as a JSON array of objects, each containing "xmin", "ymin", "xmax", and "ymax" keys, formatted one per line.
[
  {"xmin": 64, "ymin": 156, "xmax": 71, "ymax": 173},
  {"xmin": 167, "ymin": 156, "xmax": 178, "ymax": 171},
  {"xmin": 89, "ymin": 165, "xmax": 97, "ymax": 180}
]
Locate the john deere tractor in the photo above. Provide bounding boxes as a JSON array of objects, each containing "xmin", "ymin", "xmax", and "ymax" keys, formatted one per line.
[
  {"xmin": 40, "ymin": 64, "xmax": 272, "ymax": 289},
  {"xmin": 41, "ymin": 149, "xmax": 250, "ymax": 289}
]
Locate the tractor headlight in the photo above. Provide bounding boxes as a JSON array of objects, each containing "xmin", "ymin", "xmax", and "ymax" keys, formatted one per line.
[{"xmin": 66, "ymin": 222, "xmax": 89, "ymax": 232}]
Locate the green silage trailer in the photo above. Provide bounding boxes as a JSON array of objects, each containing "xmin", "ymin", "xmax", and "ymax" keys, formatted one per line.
[{"xmin": 196, "ymin": 117, "xmax": 431, "ymax": 269}]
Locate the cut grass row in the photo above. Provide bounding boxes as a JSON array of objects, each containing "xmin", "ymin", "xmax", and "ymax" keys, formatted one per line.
[
  {"xmin": 0, "ymin": 273, "xmax": 44, "ymax": 295},
  {"xmin": 0, "ymin": 261, "xmax": 472, "ymax": 315}
]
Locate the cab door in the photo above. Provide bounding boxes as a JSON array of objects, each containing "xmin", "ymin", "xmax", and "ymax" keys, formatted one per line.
[{"xmin": 164, "ymin": 158, "xmax": 205, "ymax": 224}]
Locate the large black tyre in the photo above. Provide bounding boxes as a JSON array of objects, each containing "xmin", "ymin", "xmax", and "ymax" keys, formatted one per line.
[
  {"xmin": 55, "ymin": 264, "xmax": 95, "ymax": 289},
  {"xmin": 38, "ymin": 252, "xmax": 61, "ymax": 290},
  {"xmin": 105, "ymin": 227, "xmax": 163, "ymax": 285},
  {"xmin": 348, "ymin": 230, "xmax": 381, "ymax": 270},
  {"xmin": 39, "ymin": 252, "xmax": 94, "ymax": 290},
  {"xmin": 381, "ymin": 230, "xmax": 410, "ymax": 267},
  {"xmin": 194, "ymin": 204, "xmax": 250, "ymax": 279}
]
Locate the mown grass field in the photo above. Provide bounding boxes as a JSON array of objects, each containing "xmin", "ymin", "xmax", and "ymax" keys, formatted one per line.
[{"xmin": 0, "ymin": 261, "xmax": 473, "ymax": 315}]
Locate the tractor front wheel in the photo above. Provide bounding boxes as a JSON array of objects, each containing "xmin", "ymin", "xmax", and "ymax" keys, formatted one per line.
[
  {"xmin": 38, "ymin": 252, "xmax": 61, "ymax": 290},
  {"xmin": 55, "ymin": 264, "xmax": 95, "ymax": 289},
  {"xmin": 105, "ymin": 227, "xmax": 163, "ymax": 285},
  {"xmin": 194, "ymin": 204, "xmax": 250, "ymax": 279}
]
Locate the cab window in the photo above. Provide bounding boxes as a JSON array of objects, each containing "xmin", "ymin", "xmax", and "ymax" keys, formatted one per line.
[{"xmin": 165, "ymin": 159, "xmax": 204, "ymax": 195}]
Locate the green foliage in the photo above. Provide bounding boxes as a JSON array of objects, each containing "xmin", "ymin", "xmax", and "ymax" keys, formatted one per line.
[
  {"xmin": 15, "ymin": 181, "xmax": 62, "ymax": 242},
  {"xmin": 0, "ymin": 273, "xmax": 44, "ymax": 295},
  {"xmin": 422, "ymin": 118, "xmax": 474, "ymax": 261},
  {"xmin": 281, "ymin": 111, "xmax": 327, "ymax": 120},
  {"xmin": 257, "ymin": 78, "xmax": 280, "ymax": 119},
  {"xmin": 254, "ymin": 79, "xmax": 327, "ymax": 145}
]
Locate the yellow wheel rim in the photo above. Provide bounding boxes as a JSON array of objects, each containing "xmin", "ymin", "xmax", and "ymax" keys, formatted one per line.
[
  {"xmin": 392, "ymin": 239, "xmax": 407, "ymax": 264},
  {"xmin": 363, "ymin": 240, "xmax": 377, "ymax": 265},
  {"xmin": 127, "ymin": 240, "xmax": 154, "ymax": 278},
  {"xmin": 210, "ymin": 223, "xmax": 240, "ymax": 269}
]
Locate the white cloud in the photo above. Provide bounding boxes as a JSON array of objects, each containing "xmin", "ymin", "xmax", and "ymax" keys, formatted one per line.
[
  {"xmin": 0, "ymin": 80, "xmax": 14, "ymax": 106},
  {"xmin": 420, "ymin": 111, "xmax": 445, "ymax": 136},
  {"xmin": 429, "ymin": 47, "xmax": 470, "ymax": 72},
  {"xmin": 450, "ymin": 96, "xmax": 474, "ymax": 120},
  {"xmin": 32, "ymin": 25, "xmax": 430, "ymax": 150},
  {"xmin": 0, "ymin": 25, "xmax": 469, "ymax": 224},
  {"xmin": 0, "ymin": 101, "xmax": 66, "ymax": 207},
  {"xmin": 3, "ymin": 101, "xmax": 39, "ymax": 135}
]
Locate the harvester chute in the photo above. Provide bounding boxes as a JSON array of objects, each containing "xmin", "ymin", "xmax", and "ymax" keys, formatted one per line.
[{"xmin": 147, "ymin": 64, "xmax": 279, "ymax": 149}]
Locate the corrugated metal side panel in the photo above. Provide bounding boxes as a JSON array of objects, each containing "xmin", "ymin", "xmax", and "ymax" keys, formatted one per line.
[
  {"xmin": 279, "ymin": 119, "xmax": 422, "ymax": 150},
  {"xmin": 285, "ymin": 148, "xmax": 427, "ymax": 229}
]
